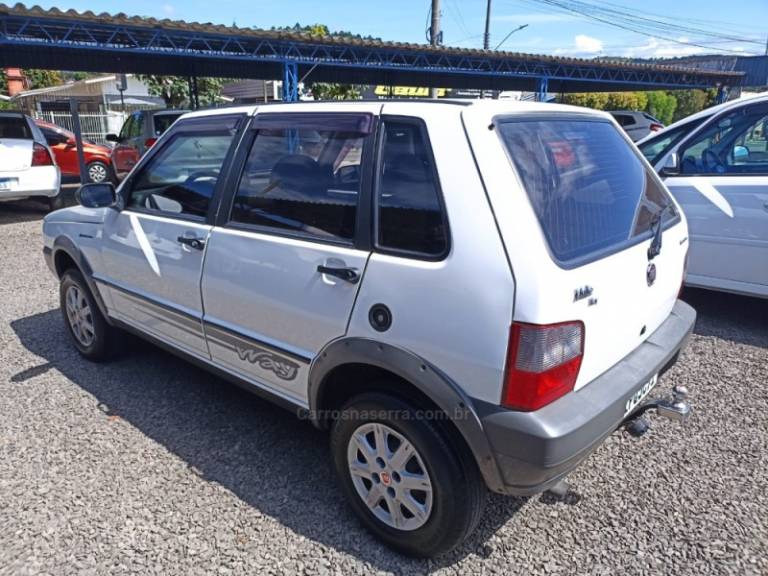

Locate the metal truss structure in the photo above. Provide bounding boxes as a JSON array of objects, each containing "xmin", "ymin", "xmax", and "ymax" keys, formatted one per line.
[{"xmin": 0, "ymin": 4, "xmax": 743, "ymax": 101}]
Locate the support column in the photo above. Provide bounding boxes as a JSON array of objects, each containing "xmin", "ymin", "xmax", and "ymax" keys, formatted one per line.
[
  {"xmin": 536, "ymin": 77, "xmax": 549, "ymax": 102},
  {"xmin": 282, "ymin": 61, "xmax": 299, "ymax": 102}
]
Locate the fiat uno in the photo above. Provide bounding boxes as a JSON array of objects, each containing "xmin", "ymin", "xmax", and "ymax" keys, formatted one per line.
[{"xmin": 43, "ymin": 101, "xmax": 695, "ymax": 557}]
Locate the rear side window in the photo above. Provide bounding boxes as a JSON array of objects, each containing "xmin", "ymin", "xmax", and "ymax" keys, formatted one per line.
[
  {"xmin": 0, "ymin": 116, "xmax": 32, "ymax": 139},
  {"xmin": 498, "ymin": 118, "xmax": 675, "ymax": 265},
  {"xmin": 376, "ymin": 120, "xmax": 448, "ymax": 257},
  {"xmin": 128, "ymin": 118, "xmax": 239, "ymax": 218},
  {"xmin": 230, "ymin": 114, "xmax": 372, "ymax": 241}
]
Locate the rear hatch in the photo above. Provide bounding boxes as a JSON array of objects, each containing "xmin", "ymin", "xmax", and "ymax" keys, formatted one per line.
[
  {"xmin": 465, "ymin": 108, "xmax": 688, "ymax": 391},
  {"xmin": 0, "ymin": 115, "xmax": 34, "ymax": 171}
]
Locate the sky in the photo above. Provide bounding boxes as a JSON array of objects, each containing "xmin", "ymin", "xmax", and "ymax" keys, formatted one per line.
[{"xmin": 32, "ymin": 0, "xmax": 768, "ymax": 59}]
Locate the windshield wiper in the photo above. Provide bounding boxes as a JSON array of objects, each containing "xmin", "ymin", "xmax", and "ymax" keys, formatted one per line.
[{"xmin": 647, "ymin": 202, "xmax": 675, "ymax": 261}]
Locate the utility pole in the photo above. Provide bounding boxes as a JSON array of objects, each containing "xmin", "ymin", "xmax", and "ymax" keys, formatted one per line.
[
  {"xmin": 430, "ymin": 0, "xmax": 440, "ymax": 99},
  {"xmin": 483, "ymin": 0, "xmax": 492, "ymax": 50}
]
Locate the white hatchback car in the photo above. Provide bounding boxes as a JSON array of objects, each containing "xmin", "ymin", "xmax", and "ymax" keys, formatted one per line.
[
  {"xmin": 0, "ymin": 112, "xmax": 62, "ymax": 210},
  {"xmin": 638, "ymin": 94, "xmax": 768, "ymax": 298},
  {"xmin": 43, "ymin": 101, "xmax": 695, "ymax": 556}
]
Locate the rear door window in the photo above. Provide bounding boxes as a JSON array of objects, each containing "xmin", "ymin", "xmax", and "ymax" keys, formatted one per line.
[
  {"xmin": 229, "ymin": 113, "xmax": 374, "ymax": 242},
  {"xmin": 498, "ymin": 117, "xmax": 676, "ymax": 265},
  {"xmin": 0, "ymin": 115, "xmax": 32, "ymax": 139},
  {"xmin": 637, "ymin": 116, "xmax": 707, "ymax": 164}
]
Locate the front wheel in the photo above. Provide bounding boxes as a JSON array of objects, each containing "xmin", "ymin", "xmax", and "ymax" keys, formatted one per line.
[
  {"xmin": 330, "ymin": 392, "xmax": 486, "ymax": 557},
  {"xmin": 60, "ymin": 269, "xmax": 120, "ymax": 361}
]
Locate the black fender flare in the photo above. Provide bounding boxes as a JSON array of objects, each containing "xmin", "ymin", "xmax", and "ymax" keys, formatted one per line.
[
  {"xmin": 51, "ymin": 236, "xmax": 111, "ymax": 323},
  {"xmin": 308, "ymin": 337, "xmax": 506, "ymax": 493}
]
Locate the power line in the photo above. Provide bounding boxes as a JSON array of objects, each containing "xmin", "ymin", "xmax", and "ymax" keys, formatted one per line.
[{"xmin": 523, "ymin": 0, "xmax": 760, "ymax": 53}]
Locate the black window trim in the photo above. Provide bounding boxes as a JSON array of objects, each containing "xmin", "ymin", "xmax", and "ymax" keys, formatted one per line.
[
  {"xmin": 675, "ymin": 102, "xmax": 768, "ymax": 178},
  {"xmin": 494, "ymin": 113, "xmax": 680, "ymax": 270},
  {"xmin": 217, "ymin": 112, "xmax": 378, "ymax": 250},
  {"xmin": 372, "ymin": 114, "xmax": 451, "ymax": 262},
  {"xmin": 119, "ymin": 113, "xmax": 248, "ymax": 225}
]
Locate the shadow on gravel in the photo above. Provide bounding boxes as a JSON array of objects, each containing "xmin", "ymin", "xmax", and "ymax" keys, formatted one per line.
[
  {"xmin": 0, "ymin": 188, "xmax": 78, "ymax": 226},
  {"xmin": 682, "ymin": 288, "xmax": 768, "ymax": 348},
  {"xmin": 11, "ymin": 309, "xmax": 526, "ymax": 571}
]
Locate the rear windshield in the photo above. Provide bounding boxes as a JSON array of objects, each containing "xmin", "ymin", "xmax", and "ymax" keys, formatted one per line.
[
  {"xmin": 153, "ymin": 114, "xmax": 183, "ymax": 136},
  {"xmin": 0, "ymin": 115, "xmax": 32, "ymax": 139},
  {"xmin": 498, "ymin": 118, "xmax": 675, "ymax": 265}
]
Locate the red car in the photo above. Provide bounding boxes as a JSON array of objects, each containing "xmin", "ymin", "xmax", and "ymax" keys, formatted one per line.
[{"xmin": 35, "ymin": 120, "xmax": 114, "ymax": 183}]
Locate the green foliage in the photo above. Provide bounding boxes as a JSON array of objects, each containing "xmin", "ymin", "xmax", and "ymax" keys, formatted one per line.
[
  {"xmin": 563, "ymin": 91, "xmax": 648, "ymax": 111},
  {"xmin": 138, "ymin": 75, "xmax": 224, "ymax": 108},
  {"xmin": 0, "ymin": 69, "xmax": 63, "ymax": 94},
  {"xmin": 307, "ymin": 83, "xmax": 362, "ymax": 100},
  {"xmin": 645, "ymin": 91, "xmax": 677, "ymax": 125},
  {"xmin": 670, "ymin": 90, "xmax": 709, "ymax": 122}
]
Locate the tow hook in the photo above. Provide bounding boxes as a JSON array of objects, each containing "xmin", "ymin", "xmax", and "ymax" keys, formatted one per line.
[{"xmin": 624, "ymin": 385, "xmax": 691, "ymax": 437}]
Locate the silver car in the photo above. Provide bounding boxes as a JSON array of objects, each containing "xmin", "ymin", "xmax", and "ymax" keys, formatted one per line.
[{"xmin": 43, "ymin": 101, "xmax": 695, "ymax": 556}]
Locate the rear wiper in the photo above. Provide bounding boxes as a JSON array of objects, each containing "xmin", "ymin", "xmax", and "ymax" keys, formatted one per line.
[{"xmin": 647, "ymin": 202, "xmax": 675, "ymax": 261}]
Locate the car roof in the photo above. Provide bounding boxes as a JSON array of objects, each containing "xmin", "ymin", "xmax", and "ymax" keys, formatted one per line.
[{"xmin": 178, "ymin": 99, "xmax": 612, "ymax": 121}]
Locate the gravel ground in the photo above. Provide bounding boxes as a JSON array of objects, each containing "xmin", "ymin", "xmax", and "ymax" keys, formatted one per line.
[{"xmin": 1, "ymin": 201, "xmax": 766, "ymax": 576}]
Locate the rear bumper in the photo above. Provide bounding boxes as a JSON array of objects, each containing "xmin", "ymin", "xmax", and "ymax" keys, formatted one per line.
[
  {"xmin": 477, "ymin": 299, "xmax": 696, "ymax": 496},
  {"xmin": 0, "ymin": 166, "xmax": 60, "ymax": 200}
]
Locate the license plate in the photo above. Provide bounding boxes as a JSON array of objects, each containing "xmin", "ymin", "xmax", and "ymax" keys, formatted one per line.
[
  {"xmin": 0, "ymin": 178, "xmax": 17, "ymax": 191},
  {"xmin": 624, "ymin": 373, "xmax": 658, "ymax": 416}
]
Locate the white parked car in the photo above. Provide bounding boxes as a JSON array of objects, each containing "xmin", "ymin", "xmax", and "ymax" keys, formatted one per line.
[
  {"xmin": 43, "ymin": 101, "xmax": 694, "ymax": 556},
  {"xmin": 0, "ymin": 112, "xmax": 62, "ymax": 210},
  {"xmin": 638, "ymin": 94, "xmax": 768, "ymax": 298}
]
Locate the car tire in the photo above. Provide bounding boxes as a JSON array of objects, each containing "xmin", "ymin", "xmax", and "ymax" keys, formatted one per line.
[
  {"xmin": 60, "ymin": 268, "xmax": 120, "ymax": 361},
  {"xmin": 47, "ymin": 193, "xmax": 65, "ymax": 212},
  {"xmin": 330, "ymin": 391, "xmax": 486, "ymax": 557},
  {"xmin": 86, "ymin": 160, "xmax": 113, "ymax": 184}
]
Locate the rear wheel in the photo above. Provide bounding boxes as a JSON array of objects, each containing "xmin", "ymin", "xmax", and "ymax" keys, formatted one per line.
[
  {"xmin": 47, "ymin": 193, "xmax": 65, "ymax": 212},
  {"xmin": 86, "ymin": 161, "xmax": 113, "ymax": 184},
  {"xmin": 60, "ymin": 269, "xmax": 120, "ymax": 361},
  {"xmin": 330, "ymin": 391, "xmax": 486, "ymax": 557}
]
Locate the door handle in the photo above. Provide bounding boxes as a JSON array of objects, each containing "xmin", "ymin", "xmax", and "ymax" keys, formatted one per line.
[
  {"xmin": 317, "ymin": 265, "xmax": 360, "ymax": 284},
  {"xmin": 177, "ymin": 236, "xmax": 205, "ymax": 250}
]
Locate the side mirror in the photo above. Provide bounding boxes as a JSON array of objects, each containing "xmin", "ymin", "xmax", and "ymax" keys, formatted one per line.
[
  {"xmin": 76, "ymin": 183, "xmax": 118, "ymax": 209},
  {"xmin": 105, "ymin": 133, "xmax": 120, "ymax": 143},
  {"xmin": 659, "ymin": 152, "xmax": 680, "ymax": 177},
  {"xmin": 65, "ymin": 136, "xmax": 76, "ymax": 147},
  {"xmin": 733, "ymin": 145, "xmax": 749, "ymax": 162}
]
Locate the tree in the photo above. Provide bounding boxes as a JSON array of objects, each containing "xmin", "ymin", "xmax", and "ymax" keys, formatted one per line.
[
  {"xmin": 0, "ymin": 68, "xmax": 63, "ymax": 94},
  {"xmin": 671, "ymin": 89, "xmax": 707, "ymax": 122},
  {"xmin": 137, "ymin": 75, "xmax": 224, "ymax": 108},
  {"xmin": 645, "ymin": 91, "xmax": 677, "ymax": 125}
]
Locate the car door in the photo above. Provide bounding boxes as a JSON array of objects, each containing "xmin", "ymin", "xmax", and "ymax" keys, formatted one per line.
[
  {"xmin": 97, "ymin": 114, "xmax": 244, "ymax": 359},
  {"xmin": 112, "ymin": 112, "xmax": 142, "ymax": 177},
  {"xmin": 663, "ymin": 100, "xmax": 768, "ymax": 293},
  {"xmin": 201, "ymin": 110, "xmax": 376, "ymax": 404}
]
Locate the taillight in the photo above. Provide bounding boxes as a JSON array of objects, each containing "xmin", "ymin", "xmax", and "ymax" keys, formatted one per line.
[
  {"xmin": 144, "ymin": 138, "xmax": 157, "ymax": 148},
  {"xmin": 501, "ymin": 321, "xmax": 584, "ymax": 411},
  {"xmin": 31, "ymin": 143, "xmax": 54, "ymax": 166},
  {"xmin": 650, "ymin": 123, "xmax": 664, "ymax": 132}
]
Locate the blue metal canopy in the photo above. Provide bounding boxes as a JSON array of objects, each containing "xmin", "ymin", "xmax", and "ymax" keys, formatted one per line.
[{"xmin": 0, "ymin": 3, "xmax": 743, "ymax": 102}]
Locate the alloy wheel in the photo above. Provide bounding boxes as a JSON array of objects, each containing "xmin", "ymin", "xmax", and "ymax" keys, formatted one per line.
[
  {"xmin": 346, "ymin": 422, "xmax": 434, "ymax": 531},
  {"xmin": 65, "ymin": 285, "xmax": 95, "ymax": 347}
]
